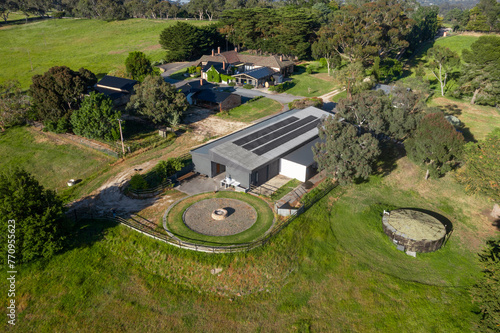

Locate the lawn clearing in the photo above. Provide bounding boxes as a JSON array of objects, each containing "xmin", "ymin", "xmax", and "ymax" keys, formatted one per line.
[
  {"xmin": 286, "ymin": 65, "xmax": 338, "ymax": 97},
  {"xmin": 216, "ymin": 97, "xmax": 282, "ymax": 122},
  {"xmin": 0, "ymin": 126, "xmax": 114, "ymax": 191},
  {"xmin": 166, "ymin": 191, "xmax": 274, "ymax": 245},
  {"xmin": 0, "ymin": 18, "xmax": 211, "ymax": 88},
  {"xmin": 429, "ymin": 96, "xmax": 500, "ymax": 140}
]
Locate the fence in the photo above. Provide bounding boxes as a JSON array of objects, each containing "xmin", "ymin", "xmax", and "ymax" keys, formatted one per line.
[{"xmin": 74, "ymin": 180, "xmax": 338, "ymax": 254}]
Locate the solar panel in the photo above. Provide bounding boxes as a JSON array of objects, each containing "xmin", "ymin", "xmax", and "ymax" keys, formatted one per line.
[
  {"xmin": 253, "ymin": 119, "xmax": 321, "ymax": 156},
  {"xmin": 241, "ymin": 115, "xmax": 318, "ymax": 150},
  {"xmin": 233, "ymin": 116, "xmax": 299, "ymax": 146}
]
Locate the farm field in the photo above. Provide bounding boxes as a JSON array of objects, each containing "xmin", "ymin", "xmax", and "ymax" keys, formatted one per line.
[
  {"xmin": 0, "ymin": 126, "xmax": 114, "ymax": 191},
  {"xmin": 0, "ymin": 18, "xmax": 211, "ymax": 88},
  {"xmin": 4, "ymin": 152, "xmax": 494, "ymax": 331}
]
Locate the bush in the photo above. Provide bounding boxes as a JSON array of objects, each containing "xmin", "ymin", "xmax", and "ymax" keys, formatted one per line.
[
  {"xmin": 228, "ymin": 82, "xmax": 236, "ymax": 87},
  {"xmin": 129, "ymin": 174, "xmax": 149, "ymax": 190},
  {"xmin": 53, "ymin": 11, "xmax": 65, "ymax": 19},
  {"xmin": 319, "ymin": 58, "xmax": 328, "ymax": 68},
  {"xmin": 288, "ymin": 97, "xmax": 324, "ymax": 110},
  {"xmin": 268, "ymin": 81, "xmax": 294, "ymax": 93},
  {"xmin": 43, "ymin": 115, "xmax": 71, "ymax": 134},
  {"xmin": 153, "ymin": 158, "xmax": 185, "ymax": 180},
  {"xmin": 243, "ymin": 84, "xmax": 254, "ymax": 89}
]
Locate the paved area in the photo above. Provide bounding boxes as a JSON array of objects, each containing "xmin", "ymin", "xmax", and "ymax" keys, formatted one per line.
[
  {"xmin": 176, "ymin": 174, "xmax": 219, "ymax": 195},
  {"xmin": 250, "ymin": 174, "xmax": 292, "ymax": 197},
  {"xmin": 183, "ymin": 198, "xmax": 257, "ymax": 236}
]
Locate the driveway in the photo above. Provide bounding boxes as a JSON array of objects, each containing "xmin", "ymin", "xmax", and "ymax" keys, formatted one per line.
[
  {"xmin": 159, "ymin": 61, "xmax": 197, "ymax": 84},
  {"xmin": 176, "ymin": 174, "xmax": 220, "ymax": 195}
]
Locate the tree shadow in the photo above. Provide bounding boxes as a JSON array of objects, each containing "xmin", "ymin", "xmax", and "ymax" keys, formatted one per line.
[
  {"xmin": 373, "ymin": 140, "xmax": 405, "ymax": 177},
  {"xmin": 223, "ymin": 207, "xmax": 236, "ymax": 218},
  {"xmin": 400, "ymin": 207, "xmax": 454, "ymax": 235},
  {"xmin": 493, "ymin": 219, "xmax": 500, "ymax": 231},
  {"xmin": 438, "ymin": 103, "xmax": 462, "ymax": 116}
]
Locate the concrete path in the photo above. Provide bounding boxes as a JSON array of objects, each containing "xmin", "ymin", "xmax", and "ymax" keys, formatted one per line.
[{"xmin": 159, "ymin": 61, "xmax": 197, "ymax": 85}]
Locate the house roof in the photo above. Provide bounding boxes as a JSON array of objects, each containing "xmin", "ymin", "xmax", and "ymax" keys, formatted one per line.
[
  {"xmin": 191, "ymin": 107, "xmax": 331, "ymax": 173},
  {"xmin": 193, "ymin": 89, "xmax": 234, "ymax": 104},
  {"xmin": 233, "ymin": 67, "xmax": 275, "ymax": 80},
  {"xmin": 178, "ymin": 79, "xmax": 215, "ymax": 94},
  {"xmin": 94, "ymin": 87, "xmax": 125, "ymax": 100},
  {"xmin": 373, "ymin": 84, "xmax": 394, "ymax": 95},
  {"xmin": 96, "ymin": 75, "xmax": 137, "ymax": 92},
  {"xmin": 202, "ymin": 61, "xmax": 226, "ymax": 73},
  {"xmin": 198, "ymin": 51, "xmax": 293, "ymax": 70}
]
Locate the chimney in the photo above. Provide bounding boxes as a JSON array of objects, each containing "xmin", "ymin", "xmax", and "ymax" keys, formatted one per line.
[
  {"xmin": 280, "ymin": 55, "xmax": 283, "ymax": 62},
  {"xmin": 212, "ymin": 49, "xmax": 214, "ymax": 56},
  {"xmin": 200, "ymin": 78, "xmax": 203, "ymax": 86},
  {"xmin": 223, "ymin": 61, "xmax": 226, "ymax": 70},
  {"xmin": 218, "ymin": 46, "xmax": 221, "ymax": 54}
]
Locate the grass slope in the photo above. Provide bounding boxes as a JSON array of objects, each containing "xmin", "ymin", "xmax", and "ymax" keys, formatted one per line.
[
  {"xmin": 286, "ymin": 65, "xmax": 338, "ymax": 97},
  {"xmin": 0, "ymin": 126, "xmax": 114, "ymax": 190},
  {"xmin": 0, "ymin": 18, "xmax": 211, "ymax": 88},
  {"xmin": 216, "ymin": 97, "xmax": 282, "ymax": 123},
  {"xmin": 5, "ymin": 159, "xmax": 491, "ymax": 331}
]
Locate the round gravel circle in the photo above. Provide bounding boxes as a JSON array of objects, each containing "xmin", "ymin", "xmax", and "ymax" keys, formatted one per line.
[{"xmin": 183, "ymin": 198, "xmax": 257, "ymax": 236}]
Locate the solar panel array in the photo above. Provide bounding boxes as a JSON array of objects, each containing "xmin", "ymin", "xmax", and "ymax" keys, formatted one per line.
[
  {"xmin": 232, "ymin": 115, "xmax": 320, "ymax": 156},
  {"xmin": 233, "ymin": 116, "xmax": 299, "ymax": 146}
]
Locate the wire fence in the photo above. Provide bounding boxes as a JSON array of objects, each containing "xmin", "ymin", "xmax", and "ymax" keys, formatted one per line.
[{"xmin": 72, "ymin": 180, "xmax": 338, "ymax": 253}]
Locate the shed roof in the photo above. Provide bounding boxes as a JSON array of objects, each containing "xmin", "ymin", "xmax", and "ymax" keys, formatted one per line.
[
  {"xmin": 193, "ymin": 89, "xmax": 233, "ymax": 104},
  {"xmin": 191, "ymin": 107, "xmax": 331, "ymax": 173},
  {"xmin": 96, "ymin": 75, "xmax": 137, "ymax": 92},
  {"xmin": 281, "ymin": 138, "xmax": 320, "ymax": 166}
]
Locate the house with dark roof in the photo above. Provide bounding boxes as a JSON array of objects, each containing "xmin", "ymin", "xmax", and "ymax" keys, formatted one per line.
[
  {"xmin": 196, "ymin": 48, "xmax": 294, "ymax": 87},
  {"xmin": 190, "ymin": 106, "xmax": 330, "ymax": 190},
  {"xmin": 95, "ymin": 75, "xmax": 137, "ymax": 106}
]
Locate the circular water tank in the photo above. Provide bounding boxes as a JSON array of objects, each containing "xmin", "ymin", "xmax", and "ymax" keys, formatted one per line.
[{"xmin": 382, "ymin": 209, "xmax": 447, "ymax": 253}]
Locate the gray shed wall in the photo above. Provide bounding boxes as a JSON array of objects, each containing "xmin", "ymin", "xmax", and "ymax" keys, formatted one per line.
[{"xmin": 191, "ymin": 153, "xmax": 212, "ymax": 177}]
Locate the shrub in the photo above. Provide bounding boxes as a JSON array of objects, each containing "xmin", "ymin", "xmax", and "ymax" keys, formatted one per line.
[
  {"xmin": 288, "ymin": 97, "xmax": 324, "ymax": 110},
  {"xmin": 153, "ymin": 158, "xmax": 185, "ymax": 180},
  {"xmin": 243, "ymin": 84, "xmax": 254, "ymax": 89},
  {"xmin": 319, "ymin": 58, "xmax": 328, "ymax": 68},
  {"xmin": 268, "ymin": 81, "xmax": 293, "ymax": 93},
  {"xmin": 53, "ymin": 11, "xmax": 65, "ymax": 19},
  {"xmin": 43, "ymin": 115, "xmax": 71, "ymax": 134},
  {"xmin": 129, "ymin": 174, "xmax": 149, "ymax": 190},
  {"xmin": 306, "ymin": 66, "xmax": 313, "ymax": 74},
  {"xmin": 228, "ymin": 82, "xmax": 236, "ymax": 87}
]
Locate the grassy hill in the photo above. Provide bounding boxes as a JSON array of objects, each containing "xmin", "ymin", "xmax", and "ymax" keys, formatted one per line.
[{"xmin": 0, "ymin": 18, "xmax": 211, "ymax": 88}]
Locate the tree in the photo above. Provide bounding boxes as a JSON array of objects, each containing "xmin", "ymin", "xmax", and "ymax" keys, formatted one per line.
[
  {"xmin": 0, "ymin": 80, "xmax": 30, "ymax": 131},
  {"xmin": 159, "ymin": 22, "xmax": 204, "ymax": 62},
  {"xmin": 426, "ymin": 45, "xmax": 460, "ymax": 97},
  {"xmin": 312, "ymin": 31, "xmax": 341, "ymax": 76},
  {"xmin": 405, "ymin": 112, "xmax": 464, "ymax": 178},
  {"xmin": 313, "ymin": 117, "xmax": 381, "ymax": 185},
  {"xmin": 30, "ymin": 66, "xmax": 97, "ymax": 123},
  {"xmin": 0, "ymin": 168, "xmax": 66, "ymax": 264},
  {"xmin": 127, "ymin": 75, "xmax": 188, "ymax": 125},
  {"xmin": 153, "ymin": 158, "xmax": 185, "ymax": 180},
  {"xmin": 466, "ymin": 7, "xmax": 490, "ymax": 32},
  {"xmin": 458, "ymin": 36, "xmax": 500, "ymax": 106},
  {"xmin": 456, "ymin": 129, "xmax": 500, "ymax": 201},
  {"xmin": 472, "ymin": 236, "xmax": 500, "ymax": 332},
  {"xmin": 335, "ymin": 90, "xmax": 389, "ymax": 135},
  {"xmin": 125, "ymin": 51, "xmax": 153, "ymax": 81},
  {"xmin": 70, "ymin": 92, "xmax": 121, "ymax": 141},
  {"xmin": 387, "ymin": 84, "xmax": 427, "ymax": 141},
  {"xmin": 477, "ymin": 0, "xmax": 500, "ymax": 31}
]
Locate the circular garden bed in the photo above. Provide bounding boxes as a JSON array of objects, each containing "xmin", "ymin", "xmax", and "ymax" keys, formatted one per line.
[{"xmin": 164, "ymin": 191, "xmax": 274, "ymax": 245}]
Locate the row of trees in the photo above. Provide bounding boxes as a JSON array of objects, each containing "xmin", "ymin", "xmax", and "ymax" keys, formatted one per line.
[{"xmin": 443, "ymin": 0, "xmax": 500, "ymax": 32}]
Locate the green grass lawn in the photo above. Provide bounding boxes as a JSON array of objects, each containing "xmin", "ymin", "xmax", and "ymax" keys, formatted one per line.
[
  {"xmin": 270, "ymin": 178, "xmax": 301, "ymax": 201},
  {"xmin": 286, "ymin": 65, "xmax": 338, "ymax": 97},
  {"xmin": 331, "ymin": 90, "xmax": 347, "ymax": 103},
  {"xmin": 5, "ymin": 158, "xmax": 490, "ymax": 331},
  {"xmin": 0, "ymin": 126, "xmax": 114, "ymax": 191},
  {"xmin": 216, "ymin": 97, "xmax": 282, "ymax": 122},
  {"xmin": 434, "ymin": 35, "xmax": 480, "ymax": 57},
  {"xmin": 166, "ymin": 191, "xmax": 274, "ymax": 245},
  {"xmin": 0, "ymin": 18, "xmax": 211, "ymax": 88}
]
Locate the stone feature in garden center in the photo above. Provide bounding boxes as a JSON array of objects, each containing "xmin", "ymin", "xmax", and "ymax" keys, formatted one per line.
[{"xmin": 183, "ymin": 198, "xmax": 257, "ymax": 236}]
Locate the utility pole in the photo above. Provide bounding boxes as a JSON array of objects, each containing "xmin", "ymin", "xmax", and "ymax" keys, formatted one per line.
[{"xmin": 117, "ymin": 119, "xmax": 125, "ymax": 156}]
